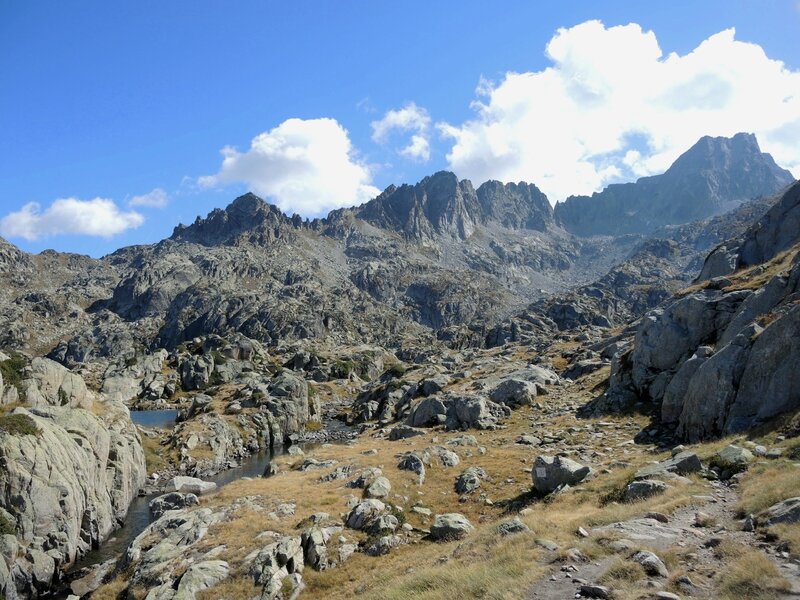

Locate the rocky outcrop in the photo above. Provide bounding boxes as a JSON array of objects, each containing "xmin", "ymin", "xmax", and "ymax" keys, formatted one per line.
[
  {"xmin": 602, "ymin": 234, "xmax": 800, "ymax": 440},
  {"xmin": 0, "ymin": 402, "xmax": 146, "ymax": 597},
  {"xmin": 167, "ymin": 370, "xmax": 320, "ymax": 477},
  {"xmin": 556, "ymin": 133, "xmax": 793, "ymax": 237},
  {"xmin": 699, "ymin": 180, "xmax": 800, "ymax": 280}
]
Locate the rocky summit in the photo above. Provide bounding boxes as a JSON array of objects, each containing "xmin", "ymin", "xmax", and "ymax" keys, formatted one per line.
[{"xmin": 2, "ymin": 133, "xmax": 800, "ymax": 600}]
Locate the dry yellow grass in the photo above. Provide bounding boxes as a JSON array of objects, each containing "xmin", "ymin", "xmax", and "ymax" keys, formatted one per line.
[
  {"xmin": 197, "ymin": 576, "xmax": 261, "ymax": 600},
  {"xmin": 718, "ymin": 549, "xmax": 790, "ymax": 600},
  {"xmin": 306, "ymin": 525, "xmax": 545, "ymax": 600},
  {"xmin": 97, "ymin": 347, "xmax": 800, "ymax": 600},
  {"xmin": 768, "ymin": 523, "xmax": 800, "ymax": 559},
  {"xmin": 140, "ymin": 434, "xmax": 172, "ymax": 472},
  {"xmin": 737, "ymin": 461, "xmax": 800, "ymax": 515},
  {"xmin": 90, "ymin": 575, "xmax": 130, "ymax": 600}
]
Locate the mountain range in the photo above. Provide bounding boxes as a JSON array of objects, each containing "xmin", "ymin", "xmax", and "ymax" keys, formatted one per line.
[{"xmin": 0, "ymin": 133, "xmax": 794, "ymax": 368}]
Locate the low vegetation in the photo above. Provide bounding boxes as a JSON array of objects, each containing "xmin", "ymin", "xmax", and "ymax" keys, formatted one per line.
[
  {"xmin": 0, "ymin": 413, "xmax": 40, "ymax": 437},
  {"xmin": 0, "ymin": 352, "xmax": 26, "ymax": 396},
  {"xmin": 718, "ymin": 549, "xmax": 790, "ymax": 600}
]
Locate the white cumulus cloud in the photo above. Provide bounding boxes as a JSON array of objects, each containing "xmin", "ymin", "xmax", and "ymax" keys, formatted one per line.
[
  {"xmin": 129, "ymin": 188, "xmax": 169, "ymax": 208},
  {"xmin": 371, "ymin": 103, "xmax": 432, "ymax": 161},
  {"xmin": 200, "ymin": 117, "xmax": 380, "ymax": 216},
  {"xmin": 0, "ymin": 198, "xmax": 145, "ymax": 241},
  {"xmin": 440, "ymin": 21, "xmax": 800, "ymax": 203}
]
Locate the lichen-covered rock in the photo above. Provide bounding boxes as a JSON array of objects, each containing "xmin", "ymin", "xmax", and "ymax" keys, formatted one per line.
[
  {"xmin": 345, "ymin": 499, "xmax": 385, "ymax": 530},
  {"xmin": 455, "ymin": 467, "xmax": 487, "ymax": 494},
  {"xmin": 624, "ymin": 480, "xmax": 669, "ymax": 502},
  {"xmin": 763, "ymin": 497, "xmax": 800, "ymax": 526},
  {"xmin": 364, "ymin": 476, "xmax": 392, "ymax": 499},
  {"xmin": 0, "ymin": 402, "xmax": 145, "ymax": 597}
]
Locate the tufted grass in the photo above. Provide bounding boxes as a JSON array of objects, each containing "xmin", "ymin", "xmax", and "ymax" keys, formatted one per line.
[
  {"xmin": 718, "ymin": 548, "xmax": 790, "ymax": 600},
  {"xmin": 736, "ymin": 461, "xmax": 800, "ymax": 516},
  {"xmin": 768, "ymin": 523, "xmax": 800, "ymax": 559}
]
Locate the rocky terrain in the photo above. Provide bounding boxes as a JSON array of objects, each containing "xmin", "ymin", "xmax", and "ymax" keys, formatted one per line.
[{"xmin": 1, "ymin": 133, "xmax": 799, "ymax": 599}]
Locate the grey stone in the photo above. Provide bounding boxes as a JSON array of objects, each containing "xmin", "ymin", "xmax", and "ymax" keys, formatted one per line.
[
  {"xmin": 531, "ymin": 455, "xmax": 591, "ymax": 494},
  {"xmin": 455, "ymin": 467, "xmax": 487, "ymax": 495},
  {"xmin": 764, "ymin": 497, "xmax": 800, "ymax": 526},
  {"xmin": 632, "ymin": 550, "xmax": 669, "ymax": 577},
  {"xmin": 150, "ymin": 492, "xmax": 200, "ymax": 518},
  {"xmin": 171, "ymin": 476, "xmax": 217, "ymax": 495},
  {"xmin": 345, "ymin": 500, "xmax": 385, "ymax": 530},
  {"xmin": 430, "ymin": 513, "xmax": 474, "ymax": 541},
  {"xmin": 495, "ymin": 517, "xmax": 530, "ymax": 536},
  {"xmin": 364, "ymin": 476, "xmax": 391, "ymax": 499},
  {"xmin": 624, "ymin": 480, "xmax": 669, "ymax": 502}
]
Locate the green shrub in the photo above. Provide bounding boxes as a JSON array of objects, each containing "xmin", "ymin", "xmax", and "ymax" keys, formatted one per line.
[
  {"xmin": 0, "ymin": 352, "xmax": 26, "ymax": 396},
  {"xmin": 58, "ymin": 388, "xmax": 69, "ymax": 406},
  {"xmin": 389, "ymin": 504, "xmax": 407, "ymax": 525},
  {"xmin": 0, "ymin": 414, "xmax": 40, "ymax": 437}
]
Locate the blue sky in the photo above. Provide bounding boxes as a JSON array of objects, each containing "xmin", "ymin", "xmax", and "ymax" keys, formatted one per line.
[{"xmin": 1, "ymin": 1, "xmax": 799, "ymax": 257}]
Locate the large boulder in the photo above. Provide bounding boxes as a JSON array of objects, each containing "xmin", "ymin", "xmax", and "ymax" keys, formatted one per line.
[
  {"xmin": 624, "ymin": 480, "xmax": 669, "ymax": 502},
  {"xmin": 345, "ymin": 500, "xmax": 385, "ymax": 530},
  {"xmin": 149, "ymin": 492, "xmax": 200, "ymax": 518},
  {"xmin": 634, "ymin": 451, "xmax": 702, "ymax": 480},
  {"xmin": 21, "ymin": 357, "xmax": 95, "ymax": 410},
  {"xmin": 455, "ymin": 467, "xmax": 486, "ymax": 495},
  {"xmin": 430, "ymin": 513, "xmax": 474, "ymax": 541},
  {"xmin": 532, "ymin": 456, "xmax": 591, "ymax": 494},
  {"xmin": 407, "ymin": 397, "xmax": 447, "ymax": 427},
  {"xmin": 488, "ymin": 379, "xmax": 537, "ymax": 408},
  {"xmin": 364, "ymin": 476, "xmax": 392, "ymax": 499}
]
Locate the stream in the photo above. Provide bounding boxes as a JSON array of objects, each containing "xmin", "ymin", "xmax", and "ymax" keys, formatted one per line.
[{"xmin": 70, "ymin": 410, "xmax": 289, "ymax": 572}]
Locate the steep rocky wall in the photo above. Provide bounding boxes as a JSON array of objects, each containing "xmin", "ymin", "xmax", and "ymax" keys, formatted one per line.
[
  {"xmin": 699, "ymin": 181, "xmax": 800, "ymax": 280},
  {"xmin": 601, "ymin": 249, "xmax": 800, "ymax": 441},
  {"xmin": 0, "ymin": 367, "xmax": 146, "ymax": 598}
]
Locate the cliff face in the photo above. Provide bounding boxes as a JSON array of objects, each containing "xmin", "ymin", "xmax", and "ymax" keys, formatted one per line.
[
  {"xmin": 555, "ymin": 133, "xmax": 794, "ymax": 236},
  {"xmin": 698, "ymin": 181, "xmax": 800, "ymax": 280},
  {"xmin": 598, "ymin": 182, "xmax": 800, "ymax": 441},
  {"xmin": 0, "ymin": 358, "xmax": 145, "ymax": 599}
]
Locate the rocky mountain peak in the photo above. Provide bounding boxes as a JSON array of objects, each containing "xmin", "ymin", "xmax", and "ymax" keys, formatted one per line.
[
  {"xmin": 555, "ymin": 132, "xmax": 794, "ymax": 237},
  {"xmin": 0, "ymin": 235, "xmax": 31, "ymax": 274},
  {"xmin": 170, "ymin": 192, "xmax": 297, "ymax": 247},
  {"xmin": 355, "ymin": 171, "xmax": 555, "ymax": 241},
  {"xmin": 476, "ymin": 180, "xmax": 554, "ymax": 231}
]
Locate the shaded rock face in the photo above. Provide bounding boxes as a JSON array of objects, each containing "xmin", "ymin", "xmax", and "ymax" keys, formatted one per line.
[
  {"xmin": 699, "ymin": 180, "xmax": 800, "ymax": 280},
  {"xmin": 0, "ymin": 403, "xmax": 146, "ymax": 597},
  {"xmin": 556, "ymin": 133, "xmax": 794, "ymax": 237},
  {"xmin": 602, "ymin": 238, "xmax": 800, "ymax": 441}
]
